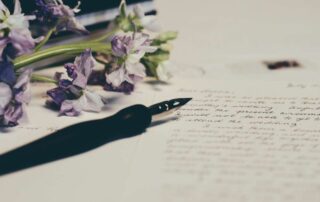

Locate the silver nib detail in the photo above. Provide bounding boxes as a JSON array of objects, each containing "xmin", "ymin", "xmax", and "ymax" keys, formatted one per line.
[{"xmin": 148, "ymin": 98, "xmax": 192, "ymax": 121}]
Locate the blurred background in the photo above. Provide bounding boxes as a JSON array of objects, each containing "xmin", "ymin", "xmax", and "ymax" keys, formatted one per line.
[
  {"xmin": 155, "ymin": 0, "xmax": 320, "ymax": 65},
  {"xmin": 6, "ymin": 0, "xmax": 320, "ymax": 75}
]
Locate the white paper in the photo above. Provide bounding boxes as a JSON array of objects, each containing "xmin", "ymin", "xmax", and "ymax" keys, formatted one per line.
[{"xmin": 122, "ymin": 79, "xmax": 320, "ymax": 202}]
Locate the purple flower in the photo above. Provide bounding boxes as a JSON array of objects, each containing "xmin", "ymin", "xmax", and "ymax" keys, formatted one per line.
[
  {"xmin": 3, "ymin": 103, "xmax": 24, "ymax": 127},
  {"xmin": 0, "ymin": 60, "xmax": 16, "ymax": 86},
  {"xmin": 88, "ymin": 70, "xmax": 106, "ymax": 85},
  {"xmin": 0, "ymin": 0, "xmax": 43, "ymax": 59},
  {"xmin": 35, "ymin": 0, "xmax": 88, "ymax": 34},
  {"xmin": 104, "ymin": 81, "xmax": 134, "ymax": 94},
  {"xmin": 105, "ymin": 31, "xmax": 157, "ymax": 93},
  {"xmin": 67, "ymin": 49, "xmax": 95, "ymax": 88},
  {"xmin": 0, "ymin": 64, "xmax": 32, "ymax": 127},
  {"xmin": 46, "ymin": 49, "xmax": 105, "ymax": 116},
  {"xmin": 111, "ymin": 31, "xmax": 157, "ymax": 60},
  {"xmin": 106, "ymin": 62, "xmax": 146, "ymax": 88},
  {"xmin": 59, "ymin": 99, "xmax": 81, "ymax": 116}
]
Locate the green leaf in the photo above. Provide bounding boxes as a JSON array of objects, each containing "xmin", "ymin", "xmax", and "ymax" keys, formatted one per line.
[
  {"xmin": 142, "ymin": 59, "xmax": 158, "ymax": 78},
  {"xmin": 153, "ymin": 31, "xmax": 178, "ymax": 45},
  {"xmin": 144, "ymin": 50, "xmax": 170, "ymax": 63},
  {"xmin": 159, "ymin": 43, "xmax": 173, "ymax": 52},
  {"xmin": 119, "ymin": 0, "xmax": 127, "ymax": 18}
]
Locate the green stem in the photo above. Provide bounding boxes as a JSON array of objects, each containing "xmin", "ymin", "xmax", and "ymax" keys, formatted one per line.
[
  {"xmin": 31, "ymin": 74, "xmax": 57, "ymax": 84},
  {"xmin": 14, "ymin": 42, "xmax": 111, "ymax": 70},
  {"xmin": 34, "ymin": 28, "xmax": 56, "ymax": 52}
]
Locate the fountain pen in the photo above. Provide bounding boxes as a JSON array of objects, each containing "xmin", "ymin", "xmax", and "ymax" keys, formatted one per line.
[{"xmin": 0, "ymin": 98, "xmax": 192, "ymax": 176}]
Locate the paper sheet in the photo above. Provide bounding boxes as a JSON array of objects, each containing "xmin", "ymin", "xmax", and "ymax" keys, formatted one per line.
[
  {"xmin": 122, "ymin": 79, "xmax": 320, "ymax": 202},
  {"xmin": 1, "ymin": 65, "xmax": 320, "ymax": 202}
]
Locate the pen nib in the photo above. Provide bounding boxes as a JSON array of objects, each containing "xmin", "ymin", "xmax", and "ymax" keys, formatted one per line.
[
  {"xmin": 148, "ymin": 98, "xmax": 193, "ymax": 120},
  {"xmin": 176, "ymin": 98, "xmax": 193, "ymax": 107}
]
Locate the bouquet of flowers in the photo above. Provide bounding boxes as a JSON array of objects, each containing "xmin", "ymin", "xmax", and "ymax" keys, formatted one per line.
[{"xmin": 0, "ymin": 0, "xmax": 177, "ymax": 127}]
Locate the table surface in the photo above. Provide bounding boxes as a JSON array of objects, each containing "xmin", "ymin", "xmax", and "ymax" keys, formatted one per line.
[{"xmin": 1, "ymin": 0, "xmax": 320, "ymax": 201}]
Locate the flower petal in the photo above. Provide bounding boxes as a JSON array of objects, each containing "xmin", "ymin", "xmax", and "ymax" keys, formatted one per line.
[
  {"xmin": 9, "ymin": 29, "xmax": 37, "ymax": 56},
  {"xmin": 88, "ymin": 70, "xmax": 106, "ymax": 85},
  {"xmin": 111, "ymin": 34, "xmax": 131, "ymax": 57},
  {"xmin": 13, "ymin": 0, "xmax": 22, "ymax": 15},
  {"xmin": 14, "ymin": 68, "xmax": 32, "ymax": 90},
  {"xmin": 106, "ymin": 66, "xmax": 127, "ymax": 87},
  {"xmin": 0, "ymin": 60, "xmax": 16, "ymax": 86},
  {"xmin": 0, "ymin": 0, "xmax": 9, "ymax": 15},
  {"xmin": 0, "ymin": 38, "xmax": 9, "ymax": 58},
  {"xmin": 157, "ymin": 61, "xmax": 173, "ymax": 82},
  {"xmin": 0, "ymin": 82, "xmax": 12, "ymax": 115},
  {"xmin": 72, "ymin": 49, "xmax": 96, "ymax": 89},
  {"xmin": 47, "ymin": 87, "xmax": 67, "ymax": 106},
  {"xmin": 104, "ymin": 81, "xmax": 134, "ymax": 94},
  {"xmin": 126, "ymin": 62, "xmax": 146, "ymax": 79},
  {"xmin": 3, "ymin": 103, "xmax": 23, "ymax": 127},
  {"xmin": 79, "ymin": 91, "xmax": 104, "ymax": 113},
  {"xmin": 59, "ymin": 99, "xmax": 82, "ymax": 116},
  {"xmin": 13, "ymin": 69, "xmax": 32, "ymax": 104}
]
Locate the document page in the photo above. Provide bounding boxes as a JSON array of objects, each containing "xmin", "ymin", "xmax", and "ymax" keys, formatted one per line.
[{"xmin": 123, "ymin": 79, "xmax": 320, "ymax": 202}]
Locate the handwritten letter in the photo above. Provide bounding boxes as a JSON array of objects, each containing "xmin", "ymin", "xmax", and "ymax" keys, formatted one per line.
[{"xmin": 123, "ymin": 80, "xmax": 320, "ymax": 202}]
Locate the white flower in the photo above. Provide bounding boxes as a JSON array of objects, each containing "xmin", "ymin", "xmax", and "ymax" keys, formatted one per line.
[
  {"xmin": 0, "ymin": 0, "xmax": 42, "ymax": 58},
  {"xmin": 0, "ymin": 0, "xmax": 35, "ymax": 31},
  {"xmin": 157, "ymin": 61, "xmax": 173, "ymax": 82},
  {"xmin": 79, "ymin": 90, "xmax": 105, "ymax": 113}
]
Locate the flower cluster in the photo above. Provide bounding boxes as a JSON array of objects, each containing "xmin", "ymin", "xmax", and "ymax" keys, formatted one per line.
[
  {"xmin": 103, "ymin": 31, "xmax": 157, "ymax": 93},
  {"xmin": 0, "ymin": 0, "xmax": 43, "ymax": 59},
  {"xmin": 0, "ymin": 0, "xmax": 177, "ymax": 128},
  {"xmin": 47, "ymin": 49, "xmax": 105, "ymax": 116},
  {"xmin": 141, "ymin": 31, "xmax": 177, "ymax": 81},
  {"xmin": 35, "ymin": 0, "xmax": 88, "ymax": 34},
  {"xmin": 89, "ymin": 1, "xmax": 177, "ymax": 93}
]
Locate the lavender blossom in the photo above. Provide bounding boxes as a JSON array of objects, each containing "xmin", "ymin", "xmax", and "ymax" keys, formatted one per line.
[
  {"xmin": 105, "ymin": 31, "xmax": 157, "ymax": 93},
  {"xmin": 0, "ymin": 0, "xmax": 42, "ymax": 59},
  {"xmin": 0, "ymin": 62, "xmax": 32, "ymax": 127},
  {"xmin": 35, "ymin": 0, "xmax": 88, "ymax": 34},
  {"xmin": 46, "ymin": 49, "xmax": 105, "ymax": 116}
]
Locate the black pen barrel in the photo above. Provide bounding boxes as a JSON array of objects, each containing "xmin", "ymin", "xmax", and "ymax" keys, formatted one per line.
[{"xmin": 0, "ymin": 104, "xmax": 152, "ymax": 176}]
